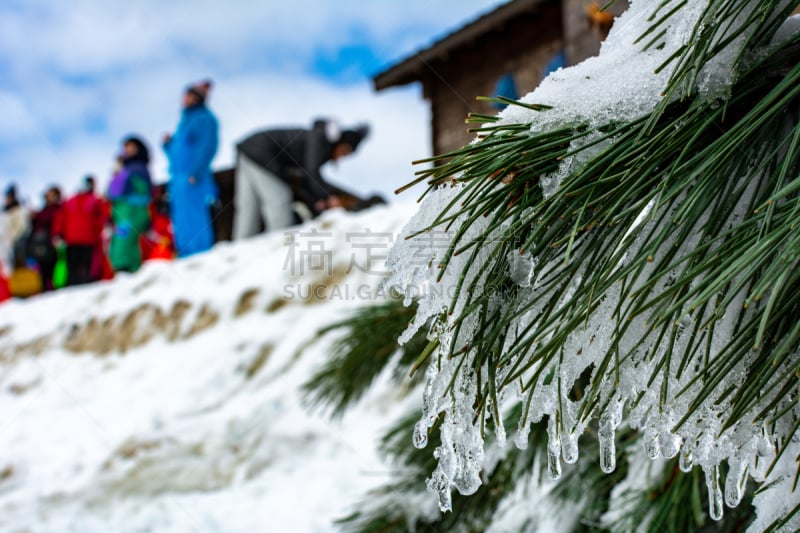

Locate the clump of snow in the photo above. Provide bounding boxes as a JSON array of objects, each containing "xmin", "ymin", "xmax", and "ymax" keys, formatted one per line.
[{"xmin": 498, "ymin": 0, "xmax": 706, "ymax": 131}]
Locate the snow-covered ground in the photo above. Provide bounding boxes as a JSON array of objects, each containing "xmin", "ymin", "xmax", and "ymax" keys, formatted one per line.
[{"xmin": 0, "ymin": 202, "xmax": 419, "ymax": 532}]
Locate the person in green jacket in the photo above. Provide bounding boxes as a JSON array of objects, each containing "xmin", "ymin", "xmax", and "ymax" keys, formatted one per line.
[{"xmin": 107, "ymin": 136, "xmax": 153, "ymax": 273}]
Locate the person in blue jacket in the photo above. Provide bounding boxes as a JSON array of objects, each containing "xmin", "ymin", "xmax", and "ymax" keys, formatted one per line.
[{"xmin": 163, "ymin": 79, "xmax": 219, "ymax": 257}]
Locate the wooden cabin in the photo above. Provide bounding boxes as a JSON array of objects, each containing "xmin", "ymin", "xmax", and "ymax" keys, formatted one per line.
[{"xmin": 373, "ymin": 0, "xmax": 626, "ymax": 157}]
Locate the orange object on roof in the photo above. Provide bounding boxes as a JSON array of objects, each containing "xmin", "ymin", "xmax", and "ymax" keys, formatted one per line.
[{"xmin": 586, "ymin": 1, "xmax": 614, "ymax": 29}]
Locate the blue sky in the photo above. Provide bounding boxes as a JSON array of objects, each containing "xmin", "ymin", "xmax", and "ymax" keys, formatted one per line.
[{"xmin": 0, "ymin": 0, "xmax": 507, "ymax": 207}]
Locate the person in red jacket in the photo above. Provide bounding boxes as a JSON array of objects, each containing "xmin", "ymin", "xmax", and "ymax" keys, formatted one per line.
[{"xmin": 53, "ymin": 176, "xmax": 106, "ymax": 286}]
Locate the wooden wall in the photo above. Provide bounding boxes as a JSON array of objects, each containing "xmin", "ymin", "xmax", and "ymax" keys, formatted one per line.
[{"xmin": 421, "ymin": 1, "xmax": 564, "ymax": 157}]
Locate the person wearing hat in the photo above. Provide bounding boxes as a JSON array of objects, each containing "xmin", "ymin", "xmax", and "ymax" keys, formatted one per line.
[
  {"xmin": 232, "ymin": 118, "xmax": 369, "ymax": 240},
  {"xmin": 162, "ymin": 79, "xmax": 219, "ymax": 257}
]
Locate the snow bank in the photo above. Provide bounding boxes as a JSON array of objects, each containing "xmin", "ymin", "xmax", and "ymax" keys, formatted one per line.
[{"xmin": 0, "ymin": 202, "xmax": 417, "ymax": 532}]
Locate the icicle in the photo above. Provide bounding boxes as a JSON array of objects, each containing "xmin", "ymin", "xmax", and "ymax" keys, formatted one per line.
[
  {"xmin": 659, "ymin": 431, "xmax": 681, "ymax": 459},
  {"xmin": 750, "ymin": 428, "xmax": 774, "ymax": 482},
  {"xmin": 611, "ymin": 398, "xmax": 624, "ymax": 427},
  {"xmin": 413, "ymin": 420, "xmax": 429, "ymax": 449},
  {"xmin": 514, "ymin": 417, "xmax": 530, "ymax": 450},
  {"xmin": 419, "ymin": 365, "xmax": 439, "ymax": 424},
  {"xmin": 561, "ymin": 432, "xmax": 579, "ymax": 464},
  {"xmin": 453, "ymin": 458, "xmax": 482, "ymax": 496},
  {"xmin": 547, "ymin": 448, "xmax": 562, "ymax": 480},
  {"xmin": 696, "ymin": 429, "xmax": 714, "ymax": 466},
  {"xmin": 414, "ymin": 363, "xmax": 449, "ymax": 450},
  {"xmin": 427, "ymin": 466, "xmax": 453, "ymax": 512},
  {"xmin": 425, "ymin": 366, "xmax": 484, "ymax": 499},
  {"xmin": 724, "ymin": 457, "xmax": 747, "ymax": 508},
  {"xmin": 598, "ymin": 399, "xmax": 622, "ymax": 473},
  {"xmin": 643, "ymin": 426, "xmax": 660, "ymax": 460},
  {"xmin": 450, "ymin": 424, "xmax": 484, "ymax": 496},
  {"xmin": 679, "ymin": 442, "xmax": 693, "ymax": 472},
  {"xmin": 598, "ymin": 422, "xmax": 616, "ymax": 474},
  {"xmin": 547, "ymin": 416, "xmax": 562, "ymax": 480},
  {"xmin": 705, "ymin": 464, "xmax": 724, "ymax": 521}
]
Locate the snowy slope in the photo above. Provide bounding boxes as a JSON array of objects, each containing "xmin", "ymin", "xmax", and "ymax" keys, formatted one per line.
[{"xmin": 0, "ymin": 202, "xmax": 419, "ymax": 532}]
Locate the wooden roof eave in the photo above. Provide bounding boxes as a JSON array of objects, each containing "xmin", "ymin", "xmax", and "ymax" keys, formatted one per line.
[{"xmin": 373, "ymin": 0, "xmax": 548, "ymax": 91}]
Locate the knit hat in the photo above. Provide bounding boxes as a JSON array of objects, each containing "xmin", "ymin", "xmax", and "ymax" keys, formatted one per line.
[
  {"xmin": 186, "ymin": 79, "xmax": 213, "ymax": 103},
  {"xmin": 78, "ymin": 175, "xmax": 95, "ymax": 193},
  {"xmin": 338, "ymin": 124, "xmax": 370, "ymax": 152}
]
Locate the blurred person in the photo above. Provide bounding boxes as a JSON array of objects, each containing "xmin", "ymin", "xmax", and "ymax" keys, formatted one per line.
[
  {"xmin": 54, "ymin": 176, "xmax": 106, "ymax": 286},
  {"xmin": 140, "ymin": 183, "xmax": 175, "ymax": 261},
  {"xmin": 107, "ymin": 135, "xmax": 152, "ymax": 273},
  {"xmin": 0, "ymin": 207, "xmax": 13, "ymax": 288},
  {"xmin": 27, "ymin": 186, "xmax": 63, "ymax": 291},
  {"xmin": 4, "ymin": 184, "xmax": 30, "ymax": 268},
  {"xmin": 163, "ymin": 79, "xmax": 219, "ymax": 257},
  {"xmin": 232, "ymin": 118, "xmax": 369, "ymax": 239},
  {"xmin": 0, "ymin": 269, "xmax": 9, "ymax": 302}
]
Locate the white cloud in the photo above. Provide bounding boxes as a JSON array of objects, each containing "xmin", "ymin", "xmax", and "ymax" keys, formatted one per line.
[
  {"xmin": 0, "ymin": 1, "xmax": 505, "ymax": 72},
  {"xmin": 0, "ymin": 0, "xmax": 504, "ymax": 206},
  {"xmin": 0, "ymin": 91, "xmax": 37, "ymax": 141}
]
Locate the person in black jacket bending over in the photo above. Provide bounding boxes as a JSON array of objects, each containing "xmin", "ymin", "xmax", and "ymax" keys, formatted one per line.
[{"xmin": 232, "ymin": 119, "xmax": 369, "ymax": 239}]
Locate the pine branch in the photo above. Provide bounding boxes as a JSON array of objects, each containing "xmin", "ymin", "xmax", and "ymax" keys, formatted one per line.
[
  {"xmin": 387, "ymin": 1, "xmax": 800, "ymax": 524},
  {"xmin": 607, "ymin": 459, "xmax": 756, "ymax": 533},
  {"xmin": 304, "ymin": 300, "xmax": 761, "ymax": 531},
  {"xmin": 302, "ymin": 298, "xmax": 428, "ymax": 417}
]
